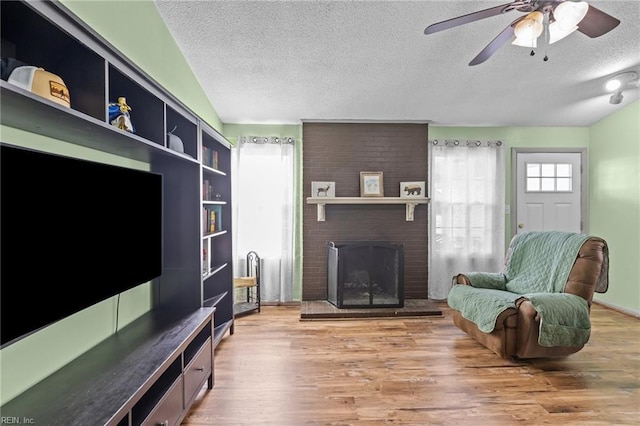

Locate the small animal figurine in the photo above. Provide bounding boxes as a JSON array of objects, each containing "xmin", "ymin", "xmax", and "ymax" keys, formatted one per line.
[{"xmin": 317, "ymin": 183, "xmax": 332, "ymax": 197}]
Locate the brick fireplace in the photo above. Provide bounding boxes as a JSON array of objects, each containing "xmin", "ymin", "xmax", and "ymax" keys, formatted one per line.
[{"xmin": 302, "ymin": 122, "xmax": 429, "ymax": 301}]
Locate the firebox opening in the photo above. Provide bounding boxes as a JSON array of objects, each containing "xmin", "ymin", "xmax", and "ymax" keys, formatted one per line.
[{"xmin": 327, "ymin": 241, "xmax": 404, "ymax": 309}]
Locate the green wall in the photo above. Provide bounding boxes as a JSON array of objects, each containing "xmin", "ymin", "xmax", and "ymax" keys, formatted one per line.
[{"xmin": 588, "ymin": 101, "xmax": 640, "ymax": 313}]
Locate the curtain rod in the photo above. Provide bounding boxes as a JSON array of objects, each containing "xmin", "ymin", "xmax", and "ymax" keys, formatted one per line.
[
  {"xmin": 239, "ymin": 136, "xmax": 296, "ymax": 145},
  {"xmin": 429, "ymin": 139, "xmax": 502, "ymax": 147}
]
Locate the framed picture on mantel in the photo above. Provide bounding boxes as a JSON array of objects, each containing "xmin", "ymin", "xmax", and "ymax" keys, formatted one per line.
[
  {"xmin": 360, "ymin": 171, "xmax": 384, "ymax": 197},
  {"xmin": 311, "ymin": 181, "xmax": 335, "ymax": 197}
]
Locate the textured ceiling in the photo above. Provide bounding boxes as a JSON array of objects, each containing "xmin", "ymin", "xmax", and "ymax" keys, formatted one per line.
[{"xmin": 154, "ymin": 0, "xmax": 640, "ymax": 127}]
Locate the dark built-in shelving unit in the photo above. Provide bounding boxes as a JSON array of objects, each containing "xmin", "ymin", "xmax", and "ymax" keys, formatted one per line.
[{"xmin": 0, "ymin": 0, "xmax": 234, "ymax": 424}]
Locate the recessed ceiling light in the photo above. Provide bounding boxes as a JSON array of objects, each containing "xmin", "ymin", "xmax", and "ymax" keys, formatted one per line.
[
  {"xmin": 604, "ymin": 71, "xmax": 637, "ymax": 92},
  {"xmin": 605, "ymin": 79, "xmax": 621, "ymax": 91},
  {"xmin": 604, "ymin": 71, "xmax": 638, "ymax": 105}
]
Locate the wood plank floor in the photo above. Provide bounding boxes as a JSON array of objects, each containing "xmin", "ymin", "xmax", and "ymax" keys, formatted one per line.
[{"xmin": 183, "ymin": 302, "xmax": 640, "ymax": 425}]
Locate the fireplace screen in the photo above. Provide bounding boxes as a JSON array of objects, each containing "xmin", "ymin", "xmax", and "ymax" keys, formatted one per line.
[{"xmin": 327, "ymin": 241, "xmax": 404, "ymax": 308}]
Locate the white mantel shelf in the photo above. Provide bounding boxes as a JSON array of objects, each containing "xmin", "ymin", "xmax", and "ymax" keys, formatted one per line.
[{"xmin": 306, "ymin": 197, "xmax": 430, "ymax": 222}]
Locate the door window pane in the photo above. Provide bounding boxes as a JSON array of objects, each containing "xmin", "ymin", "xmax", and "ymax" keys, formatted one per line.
[
  {"xmin": 525, "ymin": 162, "xmax": 573, "ymax": 192},
  {"xmin": 541, "ymin": 164, "xmax": 555, "ymax": 177},
  {"xmin": 527, "ymin": 163, "xmax": 540, "ymax": 176},
  {"xmin": 527, "ymin": 178, "xmax": 540, "ymax": 191},
  {"xmin": 557, "ymin": 177, "xmax": 572, "ymax": 191},
  {"xmin": 541, "ymin": 178, "xmax": 555, "ymax": 191},
  {"xmin": 557, "ymin": 163, "xmax": 572, "ymax": 177}
]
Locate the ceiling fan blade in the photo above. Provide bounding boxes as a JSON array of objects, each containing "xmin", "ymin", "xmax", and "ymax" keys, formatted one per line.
[
  {"xmin": 468, "ymin": 17, "xmax": 524, "ymax": 66},
  {"xmin": 424, "ymin": 2, "xmax": 524, "ymax": 35},
  {"xmin": 577, "ymin": 4, "xmax": 620, "ymax": 38}
]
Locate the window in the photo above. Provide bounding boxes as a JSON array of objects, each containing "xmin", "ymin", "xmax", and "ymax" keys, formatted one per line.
[
  {"xmin": 231, "ymin": 136, "xmax": 296, "ymax": 302},
  {"xmin": 428, "ymin": 140, "xmax": 505, "ymax": 300},
  {"xmin": 526, "ymin": 162, "xmax": 572, "ymax": 192}
]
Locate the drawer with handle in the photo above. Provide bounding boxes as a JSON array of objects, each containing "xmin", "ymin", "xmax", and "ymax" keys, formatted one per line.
[
  {"xmin": 183, "ymin": 338, "xmax": 213, "ymax": 406},
  {"xmin": 140, "ymin": 376, "xmax": 183, "ymax": 426}
]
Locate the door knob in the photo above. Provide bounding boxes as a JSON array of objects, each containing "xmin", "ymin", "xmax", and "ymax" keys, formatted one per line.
[{"xmin": 518, "ymin": 223, "xmax": 524, "ymax": 229}]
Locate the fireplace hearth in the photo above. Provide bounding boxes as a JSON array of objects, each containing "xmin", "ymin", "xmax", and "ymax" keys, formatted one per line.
[{"xmin": 327, "ymin": 241, "xmax": 404, "ymax": 308}]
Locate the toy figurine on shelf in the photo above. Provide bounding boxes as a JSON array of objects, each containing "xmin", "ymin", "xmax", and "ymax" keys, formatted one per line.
[{"xmin": 108, "ymin": 96, "xmax": 135, "ymax": 133}]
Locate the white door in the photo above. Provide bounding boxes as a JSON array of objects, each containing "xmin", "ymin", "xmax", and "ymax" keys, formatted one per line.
[{"xmin": 514, "ymin": 151, "xmax": 584, "ymax": 235}]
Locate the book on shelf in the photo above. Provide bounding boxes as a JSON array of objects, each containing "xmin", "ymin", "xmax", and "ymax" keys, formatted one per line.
[
  {"xmin": 202, "ymin": 206, "xmax": 208, "ymax": 235},
  {"xmin": 203, "ymin": 205, "xmax": 222, "ymax": 234},
  {"xmin": 202, "ymin": 146, "xmax": 210, "ymax": 168},
  {"xmin": 202, "ymin": 179, "xmax": 215, "ymax": 200},
  {"xmin": 202, "ymin": 247, "xmax": 208, "ymax": 274},
  {"xmin": 202, "ymin": 146, "xmax": 220, "ymax": 171}
]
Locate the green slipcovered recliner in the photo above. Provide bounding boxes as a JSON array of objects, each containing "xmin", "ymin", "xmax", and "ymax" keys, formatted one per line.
[{"xmin": 447, "ymin": 231, "xmax": 609, "ymax": 359}]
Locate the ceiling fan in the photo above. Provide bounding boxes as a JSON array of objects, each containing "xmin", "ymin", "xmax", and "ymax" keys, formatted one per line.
[{"xmin": 424, "ymin": 0, "xmax": 620, "ymax": 66}]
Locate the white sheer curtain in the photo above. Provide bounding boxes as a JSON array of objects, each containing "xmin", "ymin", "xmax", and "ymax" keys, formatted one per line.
[
  {"xmin": 231, "ymin": 136, "xmax": 295, "ymax": 302},
  {"xmin": 428, "ymin": 140, "xmax": 505, "ymax": 300}
]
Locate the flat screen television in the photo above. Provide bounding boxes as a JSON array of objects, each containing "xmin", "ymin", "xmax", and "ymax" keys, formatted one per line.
[{"xmin": 0, "ymin": 144, "xmax": 163, "ymax": 348}]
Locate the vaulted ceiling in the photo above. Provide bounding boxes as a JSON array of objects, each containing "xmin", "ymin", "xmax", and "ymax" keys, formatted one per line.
[{"xmin": 154, "ymin": 0, "xmax": 640, "ymax": 127}]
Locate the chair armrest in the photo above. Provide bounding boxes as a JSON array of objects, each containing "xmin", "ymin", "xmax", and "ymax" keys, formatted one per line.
[
  {"xmin": 454, "ymin": 273, "xmax": 472, "ymax": 285},
  {"xmin": 454, "ymin": 272, "xmax": 507, "ymax": 290},
  {"xmin": 516, "ymin": 297, "xmax": 540, "ymax": 321}
]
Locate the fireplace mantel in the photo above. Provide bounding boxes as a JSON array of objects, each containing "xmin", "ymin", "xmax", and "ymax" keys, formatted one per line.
[{"xmin": 306, "ymin": 197, "xmax": 430, "ymax": 222}]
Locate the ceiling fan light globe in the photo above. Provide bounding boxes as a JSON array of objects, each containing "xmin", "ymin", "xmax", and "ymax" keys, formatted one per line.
[
  {"xmin": 512, "ymin": 37, "xmax": 538, "ymax": 48},
  {"xmin": 548, "ymin": 22, "xmax": 579, "ymax": 44},
  {"xmin": 514, "ymin": 11, "xmax": 544, "ymax": 41},
  {"xmin": 553, "ymin": 1, "xmax": 589, "ymax": 31}
]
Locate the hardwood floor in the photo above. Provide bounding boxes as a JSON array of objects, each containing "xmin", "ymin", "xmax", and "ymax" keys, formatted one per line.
[{"xmin": 183, "ymin": 302, "xmax": 639, "ymax": 425}]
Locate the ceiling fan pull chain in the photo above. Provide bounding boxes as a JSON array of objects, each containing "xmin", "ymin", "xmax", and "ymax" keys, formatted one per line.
[
  {"xmin": 530, "ymin": 37, "xmax": 535, "ymax": 56},
  {"xmin": 543, "ymin": 20, "xmax": 549, "ymax": 61},
  {"xmin": 543, "ymin": 10, "xmax": 550, "ymax": 61}
]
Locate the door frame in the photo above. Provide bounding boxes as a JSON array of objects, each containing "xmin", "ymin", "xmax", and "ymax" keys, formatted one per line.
[{"xmin": 511, "ymin": 148, "xmax": 589, "ymax": 237}]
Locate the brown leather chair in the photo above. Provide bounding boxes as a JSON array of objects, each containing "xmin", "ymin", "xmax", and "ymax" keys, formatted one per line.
[{"xmin": 449, "ymin": 233, "xmax": 609, "ymax": 359}]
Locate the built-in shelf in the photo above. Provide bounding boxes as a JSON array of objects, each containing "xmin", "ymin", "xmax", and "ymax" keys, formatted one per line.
[
  {"xmin": 203, "ymin": 229, "xmax": 228, "ymax": 239},
  {"xmin": 306, "ymin": 197, "xmax": 430, "ymax": 221},
  {"xmin": 203, "ymin": 262, "xmax": 228, "ymax": 280},
  {"xmin": 203, "ymin": 164, "xmax": 226, "ymax": 176},
  {"xmin": 213, "ymin": 319, "xmax": 234, "ymax": 346}
]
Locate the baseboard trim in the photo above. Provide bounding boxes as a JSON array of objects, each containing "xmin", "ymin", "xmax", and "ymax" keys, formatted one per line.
[
  {"xmin": 260, "ymin": 301, "xmax": 301, "ymax": 307},
  {"xmin": 593, "ymin": 298, "xmax": 640, "ymax": 319}
]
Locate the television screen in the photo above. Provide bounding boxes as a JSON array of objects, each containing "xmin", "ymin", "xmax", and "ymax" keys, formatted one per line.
[{"xmin": 0, "ymin": 144, "xmax": 163, "ymax": 348}]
